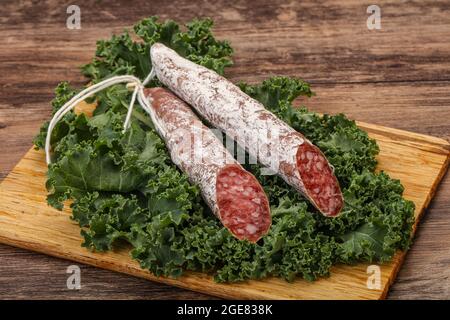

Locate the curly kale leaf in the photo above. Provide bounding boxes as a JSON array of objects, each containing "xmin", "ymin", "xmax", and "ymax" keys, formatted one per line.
[
  {"xmin": 239, "ymin": 76, "xmax": 314, "ymax": 111},
  {"xmin": 82, "ymin": 17, "xmax": 233, "ymax": 83},
  {"xmin": 239, "ymin": 76, "xmax": 414, "ymax": 269},
  {"xmin": 334, "ymin": 171, "xmax": 415, "ymax": 262},
  {"xmin": 45, "ymin": 108, "xmax": 168, "ymax": 209}
]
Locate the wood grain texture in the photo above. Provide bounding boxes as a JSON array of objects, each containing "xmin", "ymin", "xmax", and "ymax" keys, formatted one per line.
[
  {"xmin": 0, "ymin": 245, "xmax": 214, "ymax": 300},
  {"xmin": 0, "ymin": 0, "xmax": 449, "ymax": 299},
  {"xmin": 0, "ymin": 122, "xmax": 448, "ymax": 300}
]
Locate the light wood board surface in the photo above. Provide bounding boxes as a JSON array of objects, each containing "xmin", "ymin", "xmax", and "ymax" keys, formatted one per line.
[{"xmin": 0, "ymin": 120, "xmax": 448, "ymax": 300}]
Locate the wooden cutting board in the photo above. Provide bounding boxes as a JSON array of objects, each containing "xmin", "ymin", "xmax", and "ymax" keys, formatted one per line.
[{"xmin": 0, "ymin": 120, "xmax": 448, "ymax": 300}]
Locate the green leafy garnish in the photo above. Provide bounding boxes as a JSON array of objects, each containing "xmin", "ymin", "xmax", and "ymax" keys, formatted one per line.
[
  {"xmin": 34, "ymin": 16, "xmax": 414, "ymax": 282},
  {"xmin": 82, "ymin": 17, "xmax": 233, "ymax": 83}
]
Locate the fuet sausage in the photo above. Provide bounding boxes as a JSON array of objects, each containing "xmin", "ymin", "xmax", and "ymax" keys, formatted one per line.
[
  {"xmin": 144, "ymin": 87, "xmax": 271, "ymax": 242},
  {"xmin": 150, "ymin": 43, "xmax": 343, "ymax": 217}
]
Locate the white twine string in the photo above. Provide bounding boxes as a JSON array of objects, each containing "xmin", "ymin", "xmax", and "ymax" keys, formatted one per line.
[{"xmin": 45, "ymin": 70, "xmax": 156, "ymax": 165}]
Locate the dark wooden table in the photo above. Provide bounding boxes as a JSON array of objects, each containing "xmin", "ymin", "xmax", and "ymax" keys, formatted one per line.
[{"xmin": 0, "ymin": 0, "xmax": 449, "ymax": 300}]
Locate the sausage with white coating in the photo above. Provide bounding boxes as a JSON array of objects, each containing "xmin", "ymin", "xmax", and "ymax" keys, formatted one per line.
[
  {"xmin": 144, "ymin": 87, "xmax": 271, "ymax": 242},
  {"xmin": 150, "ymin": 43, "xmax": 344, "ymax": 217}
]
